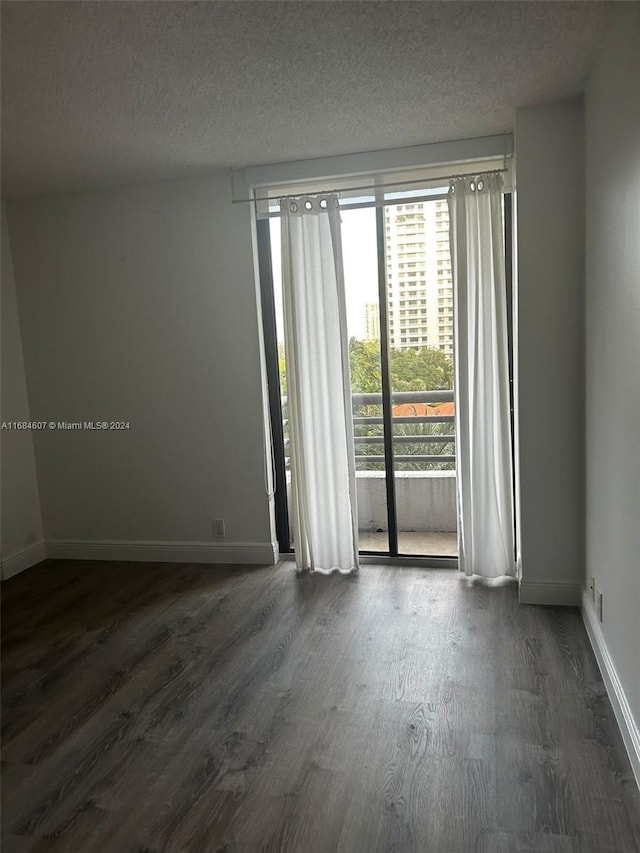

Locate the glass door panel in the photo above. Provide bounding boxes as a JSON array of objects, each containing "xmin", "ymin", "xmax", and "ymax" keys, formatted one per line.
[
  {"xmin": 260, "ymin": 187, "xmax": 474, "ymax": 562},
  {"xmin": 341, "ymin": 207, "xmax": 389, "ymax": 553},
  {"xmin": 267, "ymin": 208, "xmax": 391, "ymax": 555},
  {"xmin": 264, "ymin": 216, "xmax": 294, "ymax": 551},
  {"xmin": 384, "ymin": 198, "xmax": 458, "ymax": 556}
]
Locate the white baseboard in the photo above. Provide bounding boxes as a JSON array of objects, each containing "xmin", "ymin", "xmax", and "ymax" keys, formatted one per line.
[
  {"xmin": 1, "ymin": 539, "xmax": 46, "ymax": 580},
  {"xmin": 518, "ymin": 578, "xmax": 582, "ymax": 606},
  {"xmin": 44, "ymin": 539, "xmax": 278, "ymax": 566},
  {"xmin": 581, "ymin": 589, "xmax": 640, "ymax": 788}
]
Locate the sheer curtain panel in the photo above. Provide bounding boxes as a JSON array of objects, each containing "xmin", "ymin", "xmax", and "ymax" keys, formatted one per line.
[
  {"xmin": 280, "ymin": 195, "xmax": 359, "ymax": 574},
  {"xmin": 448, "ymin": 174, "xmax": 515, "ymax": 579}
]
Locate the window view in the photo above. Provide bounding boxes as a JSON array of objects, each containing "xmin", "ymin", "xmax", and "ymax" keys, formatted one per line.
[
  {"xmin": 385, "ymin": 198, "xmax": 457, "ymax": 556},
  {"xmin": 267, "ymin": 188, "xmax": 458, "ymax": 558},
  {"xmin": 342, "ymin": 206, "xmax": 388, "ymax": 553}
]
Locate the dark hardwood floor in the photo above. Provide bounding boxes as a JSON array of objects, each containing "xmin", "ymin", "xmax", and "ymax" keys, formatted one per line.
[{"xmin": 2, "ymin": 559, "xmax": 639, "ymax": 852}]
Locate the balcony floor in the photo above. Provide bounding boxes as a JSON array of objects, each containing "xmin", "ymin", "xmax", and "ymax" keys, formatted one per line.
[{"xmin": 359, "ymin": 530, "xmax": 458, "ymax": 557}]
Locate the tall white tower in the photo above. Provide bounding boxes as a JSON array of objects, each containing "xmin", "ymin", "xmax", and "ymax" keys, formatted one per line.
[{"xmin": 384, "ymin": 199, "xmax": 453, "ymax": 356}]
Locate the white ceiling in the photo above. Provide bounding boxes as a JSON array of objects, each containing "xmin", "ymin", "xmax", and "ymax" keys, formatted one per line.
[{"xmin": 1, "ymin": 1, "xmax": 613, "ymax": 199}]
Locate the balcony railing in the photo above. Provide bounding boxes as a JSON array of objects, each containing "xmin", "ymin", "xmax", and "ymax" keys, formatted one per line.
[{"xmin": 282, "ymin": 389, "xmax": 455, "ymax": 472}]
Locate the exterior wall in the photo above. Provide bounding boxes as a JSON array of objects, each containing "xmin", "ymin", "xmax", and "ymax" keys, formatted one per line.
[
  {"xmin": 357, "ymin": 471, "xmax": 456, "ymax": 533},
  {"xmin": 286, "ymin": 471, "xmax": 456, "ymax": 534}
]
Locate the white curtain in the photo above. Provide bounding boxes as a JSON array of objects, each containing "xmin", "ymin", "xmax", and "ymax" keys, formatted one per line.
[
  {"xmin": 280, "ymin": 194, "xmax": 359, "ymax": 575},
  {"xmin": 448, "ymin": 174, "xmax": 515, "ymax": 579}
]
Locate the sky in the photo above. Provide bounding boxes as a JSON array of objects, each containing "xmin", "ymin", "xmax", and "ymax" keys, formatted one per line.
[
  {"xmin": 270, "ymin": 206, "xmax": 379, "ymax": 342},
  {"xmin": 269, "ymin": 187, "xmax": 448, "ymax": 343}
]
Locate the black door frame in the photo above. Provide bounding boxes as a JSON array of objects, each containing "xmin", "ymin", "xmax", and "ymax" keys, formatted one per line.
[{"xmin": 256, "ymin": 218, "xmax": 291, "ymax": 552}]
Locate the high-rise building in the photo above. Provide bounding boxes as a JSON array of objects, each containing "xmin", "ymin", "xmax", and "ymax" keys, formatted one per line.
[
  {"xmin": 364, "ymin": 302, "xmax": 380, "ymax": 341},
  {"xmin": 384, "ymin": 199, "xmax": 454, "ymax": 356}
]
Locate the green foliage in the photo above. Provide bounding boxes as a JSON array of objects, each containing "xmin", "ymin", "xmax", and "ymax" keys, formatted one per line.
[
  {"xmin": 278, "ymin": 343, "xmax": 287, "ymax": 395},
  {"xmin": 278, "ymin": 338, "xmax": 455, "ymax": 473},
  {"xmin": 347, "ymin": 337, "xmax": 455, "ymax": 472},
  {"xmin": 391, "ymin": 420, "xmax": 455, "ymax": 472},
  {"xmin": 347, "ymin": 337, "xmax": 453, "ymax": 393},
  {"xmin": 278, "ymin": 337, "xmax": 454, "ymax": 398}
]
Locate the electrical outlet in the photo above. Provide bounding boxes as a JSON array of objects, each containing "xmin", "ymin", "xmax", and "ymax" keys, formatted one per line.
[
  {"xmin": 591, "ymin": 576, "xmax": 596, "ymax": 603},
  {"xmin": 596, "ymin": 589, "xmax": 603, "ymax": 623},
  {"xmin": 212, "ymin": 518, "xmax": 226, "ymax": 539}
]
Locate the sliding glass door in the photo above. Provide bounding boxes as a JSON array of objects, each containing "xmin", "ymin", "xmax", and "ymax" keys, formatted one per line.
[
  {"xmin": 341, "ymin": 205, "xmax": 390, "ymax": 554},
  {"xmin": 258, "ymin": 186, "xmax": 510, "ymax": 562},
  {"xmin": 383, "ymin": 195, "xmax": 458, "ymax": 556}
]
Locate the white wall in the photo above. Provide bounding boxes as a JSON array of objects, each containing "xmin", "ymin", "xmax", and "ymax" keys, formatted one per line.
[
  {"xmin": 6, "ymin": 174, "xmax": 273, "ymax": 561},
  {"xmin": 515, "ymin": 97, "xmax": 585, "ymax": 604},
  {"xmin": 584, "ymin": 5, "xmax": 640, "ymax": 731},
  {"xmin": 1, "ymin": 204, "xmax": 44, "ymax": 577}
]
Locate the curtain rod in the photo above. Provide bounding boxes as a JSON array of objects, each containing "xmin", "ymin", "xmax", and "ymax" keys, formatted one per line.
[{"xmin": 237, "ymin": 166, "xmax": 509, "ymax": 205}]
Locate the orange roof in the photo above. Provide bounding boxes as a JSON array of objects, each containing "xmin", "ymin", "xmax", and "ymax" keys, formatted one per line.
[
  {"xmin": 392, "ymin": 401, "xmax": 455, "ymax": 417},
  {"xmin": 392, "ymin": 403, "xmax": 437, "ymax": 417}
]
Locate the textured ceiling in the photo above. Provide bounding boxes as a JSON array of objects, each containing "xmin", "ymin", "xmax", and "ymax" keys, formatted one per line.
[{"xmin": 1, "ymin": 1, "xmax": 613, "ymax": 199}]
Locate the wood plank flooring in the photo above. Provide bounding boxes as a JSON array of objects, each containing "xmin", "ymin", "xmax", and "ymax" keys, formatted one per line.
[{"xmin": 2, "ymin": 559, "xmax": 639, "ymax": 852}]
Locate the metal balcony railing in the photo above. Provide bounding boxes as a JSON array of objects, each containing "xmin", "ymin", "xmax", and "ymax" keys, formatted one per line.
[{"xmin": 282, "ymin": 389, "xmax": 456, "ymax": 472}]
